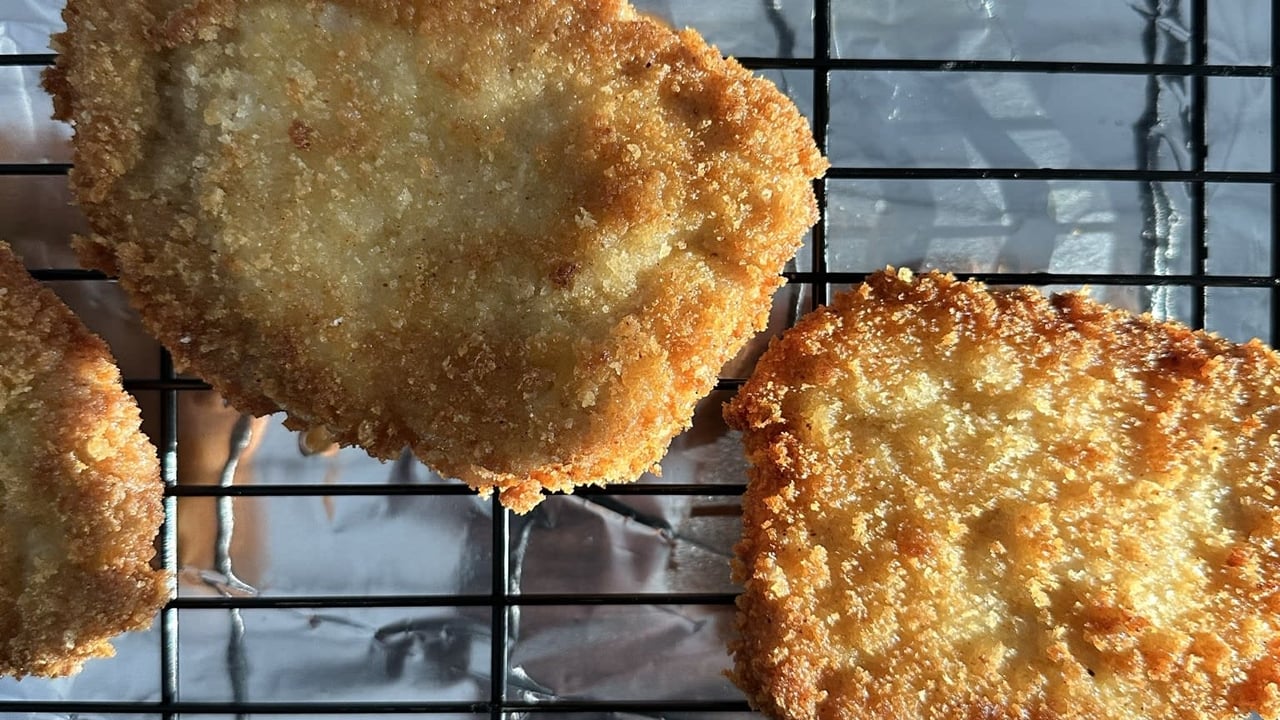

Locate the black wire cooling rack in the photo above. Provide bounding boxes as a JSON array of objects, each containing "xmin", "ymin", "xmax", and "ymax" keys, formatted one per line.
[{"xmin": 1, "ymin": 0, "xmax": 1278, "ymax": 718}]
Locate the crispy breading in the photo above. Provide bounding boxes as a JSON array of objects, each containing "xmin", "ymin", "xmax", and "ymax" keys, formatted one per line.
[
  {"xmin": 725, "ymin": 268, "xmax": 1280, "ymax": 720},
  {"xmin": 0, "ymin": 241, "xmax": 168, "ymax": 678},
  {"xmin": 43, "ymin": 0, "xmax": 825, "ymax": 512}
]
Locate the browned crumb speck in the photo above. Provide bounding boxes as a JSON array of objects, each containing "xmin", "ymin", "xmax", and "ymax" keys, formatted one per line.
[
  {"xmin": 0, "ymin": 241, "xmax": 168, "ymax": 678},
  {"xmin": 43, "ymin": 0, "xmax": 827, "ymax": 512},
  {"xmin": 724, "ymin": 268, "xmax": 1280, "ymax": 720}
]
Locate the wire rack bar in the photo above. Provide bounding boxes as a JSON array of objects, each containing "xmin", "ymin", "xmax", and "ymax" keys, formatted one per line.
[
  {"xmin": 0, "ymin": 163, "xmax": 71, "ymax": 175},
  {"xmin": 789, "ymin": 271, "xmax": 1279, "ymax": 286},
  {"xmin": 123, "ymin": 378, "xmax": 214, "ymax": 391},
  {"xmin": 0, "ymin": 699, "xmax": 754, "ymax": 714},
  {"xmin": 8, "ymin": 164, "xmax": 1275, "ymax": 183},
  {"xmin": 810, "ymin": 0, "xmax": 832, "ymax": 308},
  {"xmin": 7, "ymin": 50, "xmax": 1276, "ymax": 76},
  {"xmin": 739, "ymin": 57, "xmax": 1278, "ymax": 76},
  {"xmin": 1272, "ymin": 0, "xmax": 1280, "ymax": 346},
  {"xmin": 169, "ymin": 593, "xmax": 739, "ymax": 610},
  {"xmin": 0, "ymin": 53, "xmax": 55, "ymax": 65},
  {"xmin": 26, "ymin": 267, "xmax": 108, "ymax": 281},
  {"xmin": 165, "ymin": 483, "xmax": 747, "ymax": 497},
  {"xmin": 35, "ymin": 267, "xmax": 1280, "ymax": 291},
  {"xmin": 827, "ymin": 167, "xmax": 1278, "ymax": 182},
  {"xmin": 512, "ymin": 700, "xmax": 756, "ymax": 713},
  {"xmin": 36, "ymin": 267, "xmax": 1277, "ymax": 291},
  {"xmin": 30, "ymin": 267, "xmax": 1280, "ymax": 291},
  {"xmin": 489, "ymin": 496, "xmax": 509, "ymax": 720},
  {"xmin": 158, "ymin": 350, "xmax": 180, "ymax": 720},
  {"xmin": 1188, "ymin": 0, "xmax": 1209, "ymax": 329}
]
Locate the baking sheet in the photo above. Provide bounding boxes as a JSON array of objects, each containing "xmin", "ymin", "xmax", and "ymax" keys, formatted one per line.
[{"xmin": 0, "ymin": 1, "xmax": 1274, "ymax": 719}]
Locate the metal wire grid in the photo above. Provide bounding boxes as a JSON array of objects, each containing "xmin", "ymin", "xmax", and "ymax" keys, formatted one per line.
[{"xmin": 0, "ymin": 0, "xmax": 1276, "ymax": 717}]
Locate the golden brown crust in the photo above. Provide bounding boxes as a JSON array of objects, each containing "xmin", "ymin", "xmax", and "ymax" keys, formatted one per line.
[
  {"xmin": 0, "ymin": 241, "xmax": 168, "ymax": 678},
  {"xmin": 725, "ymin": 268, "xmax": 1280, "ymax": 720},
  {"xmin": 45, "ymin": 0, "xmax": 825, "ymax": 512}
]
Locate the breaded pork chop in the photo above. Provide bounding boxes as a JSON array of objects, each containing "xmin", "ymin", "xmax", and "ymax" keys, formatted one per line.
[
  {"xmin": 44, "ymin": 0, "xmax": 826, "ymax": 512},
  {"xmin": 0, "ymin": 241, "xmax": 167, "ymax": 678},
  {"xmin": 725, "ymin": 269, "xmax": 1280, "ymax": 720}
]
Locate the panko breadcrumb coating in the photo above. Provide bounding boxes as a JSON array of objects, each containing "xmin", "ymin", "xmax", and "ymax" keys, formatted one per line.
[
  {"xmin": 0, "ymin": 241, "xmax": 167, "ymax": 678},
  {"xmin": 725, "ymin": 268, "xmax": 1280, "ymax": 720},
  {"xmin": 43, "ymin": 0, "xmax": 826, "ymax": 512}
]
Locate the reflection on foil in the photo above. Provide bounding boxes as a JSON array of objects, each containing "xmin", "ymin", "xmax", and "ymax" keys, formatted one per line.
[
  {"xmin": 1134, "ymin": 0, "xmax": 1190, "ymax": 322},
  {"xmin": 179, "ymin": 396, "xmax": 266, "ymax": 596},
  {"xmin": 762, "ymin": 0, "xmax": 798, "ymax": 59},
  {"xmin": 217, "ymin": 414, "xmax": 256, "ymax": 718},
  {"xmin": 824, "ymin": 0, "xmax": 1226, "ymax": 327},
  {"xmin": 505, "ymin": 395, "xmax": 747, "ymax": 704},
  {"xmin": 165, "ymin": 402, "xmax": 744, "ymax": 708},
  {"xmin": 390, "ymin": 398, "xmax": 732, "ymax": 709},
  {"xmin": 373, "ymin": 616, "xmax": 482, "ymax": 685},
  {"xmin": 170, "ymin": 419, "xmax": 494, "ymax": 705}
]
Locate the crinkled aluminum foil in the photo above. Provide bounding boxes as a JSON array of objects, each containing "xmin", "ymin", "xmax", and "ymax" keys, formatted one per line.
[{"xmin": 0, "ymin": 1, "xmax": 1272, "ymax": 719}]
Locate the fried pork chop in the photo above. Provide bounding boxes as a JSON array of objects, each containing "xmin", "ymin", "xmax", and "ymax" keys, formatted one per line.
[
  {"xmin": 43, "ymin": 0, "xmax": 826, "ymax": 511},
  {"xmin": 726, "ymin": 269, "xmax": 1280, "ymax": 720},
  {"xmin": 0, "ymin": 241, "xmax": 167, "ymax": 677}
]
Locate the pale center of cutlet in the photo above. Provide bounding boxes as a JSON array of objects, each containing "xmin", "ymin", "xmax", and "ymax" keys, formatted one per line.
[{"xmin": 796, "ymin": 321, "xmax": 1241, "ymax": 703}]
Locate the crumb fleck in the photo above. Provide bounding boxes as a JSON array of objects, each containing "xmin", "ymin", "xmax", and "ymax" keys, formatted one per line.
[
  {"xmin": 550, "ymin": 261, "xmax": 580, "ymax": 289},
  {"xmin": 288, "ymin": 118, "xmax": 315, "ymax": 150}
]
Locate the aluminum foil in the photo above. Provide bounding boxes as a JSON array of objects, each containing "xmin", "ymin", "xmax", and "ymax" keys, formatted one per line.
[{"xmin": 0, "ymin": 1, "xmax": 1273, "ymax": 719}]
